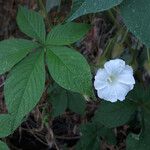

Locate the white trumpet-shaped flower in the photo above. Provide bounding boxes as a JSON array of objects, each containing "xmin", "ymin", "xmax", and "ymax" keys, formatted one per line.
[{"xmin": 94, "ymin": 59, "xmax": 135, "ymax": 102}]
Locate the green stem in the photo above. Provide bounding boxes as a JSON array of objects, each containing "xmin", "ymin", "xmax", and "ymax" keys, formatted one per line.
[
  {"xmin": 37, "ymin": 0, "xmax": 52, "ymax": 29},
  {"xmin": 146, "ymin": 48, "xmax": 150, "ymax": 61},
  {"xmin": 121, "ymin": 28, "xmax": 128, "ymax": 44},
  {"xmin": 107, "ymin": 9, "xmax": 120, "ymax": 29},
  {"xmin": 37, "ymin": 0, "xmax": 47, "ymax": 17}
]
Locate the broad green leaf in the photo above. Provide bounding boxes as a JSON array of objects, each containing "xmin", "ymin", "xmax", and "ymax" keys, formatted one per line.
[
  {"xmin": 0, "ymin": 140, "xmax": 9, "ymax": 150},
  {"xmin": 46, "ymin": 22, "xmax": 90, "ymax": 45},
  {"xmin": 126, "ymin": 85, "xmax": 150, "ymax": 150},
  {"xmin": 4, "ymin": 50, "xmax": 45, "ymax": 128},
  {"xmin": 46, "ymin": 0, "xmax": 61, "ymax": 12},
  {"xmin": 93, "ymin": 100, "xmax": 136, "ymax": 128},
  {"xmin": 46, "ymin": 46, "xmax": 93, "ymax": 96},
  {"xmin": 120, "ymin": 0, "xmax": 150, "ymax": 48},
  {"xmin": 127, "ymin": 85, "xmax": 150, "ymax": 110},
  {"xmin": 49, "ymin": 84, "xmax": 86, "ymax": 117},
  {"xmin": 76, "ymin": 123, "xmax": 100, "ymax": 150},
  {"xmin": 126, "ymin": 113, "xmax": 150, "ymax": 150},
  {"xmin": 68, "ymin": 0, "xmax": 123, "ymax": 21},
  {"xmin": 0, "ymin": 114, "xmax": 23, "ymax": 138},
  {"xmin": 17, "ymin": 6, "xmax": 46, "ymax": 43},
  {"xmin": 0, "ymin": 39, "xmax": 38, "ymax": 75},
  {"xmin": 126, "ymin": 132, "xmax": 150, "ymax": 150}
]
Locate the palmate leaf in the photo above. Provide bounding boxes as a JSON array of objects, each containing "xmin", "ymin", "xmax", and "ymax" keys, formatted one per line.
[
  {"xmin": 0, "ymin": 140, "xmax": 9, "ymax": 150},
  {"xmin": 17, "ymin": 6, "xmax": 46, "ymax": 43},
  {"xmin": 93, "ymin": 100, "xmax": 136, "ymax": 128},
  {"xmin": 46, "ymin": 22, "xmax": 90, "ymax": 45},
  {"xmin": 67, "ymin": 0, "xmax": 123, "ymax": 21},
  {"xmin": 46, "ymin": 46, "xmax": 93, "ymax": 96},
  {"xmin": 4, "ymin": 50, "xmax": 45, "ymax": 128},
  {"xmin": 120, "ymin": 0, "xmax": 150, "ymax": 48},
  {"xmin": 0, "ymin": 39, "xmax": 38, "ymax": 75}
]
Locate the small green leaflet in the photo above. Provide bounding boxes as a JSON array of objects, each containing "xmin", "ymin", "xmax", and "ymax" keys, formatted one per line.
[
  {"xmin": 93, "ymin": 100, "xmax": 136, "ymax": 128},
  {"xmin": 4, "ymin": 50, "xmax": 45, "ymax": 128},
  {"xmin": 49, "ymin": 84, "xmax": 86, "ymax": 117},
  {"xmin": 0, "ymin": 39, "xmax": 38, "ymax": 75},
  {"xmin": 68, "ymin": 0, "xmax": 123, "ymax": 21},
  {"xmin": 0, "ymin": 140, "xmax": 9, "ymax": 150},
  {"xmin": 120, "ymin": 0, "xmax": 150, "ymax": 48},
  {"xmin": 17, "ymin": 6, "xmax": 46, "ymax": 43},
  {"xmin": 46, "ymin": 22, "xmax": 90, "ymax": 45},
  {"xmin": 46, "ymin": 46, "xmax": 93, "ymax": 96}
]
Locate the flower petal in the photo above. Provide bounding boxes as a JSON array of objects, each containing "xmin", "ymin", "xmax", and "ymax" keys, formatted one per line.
[
  {"xmin": 104, "ymin": 59, "xmax": 125, "ymax": 75},
  {"xmin": 118, "ymin": 74, "xmax": 135, "ymax": 85},
  {"xmin": 114, "ymin": 83, "xmax": 132, "ymax": 101},
  {"xmin": 94, "ymin": 80, "xmax": 108, "ymax": 90},
  {"xmin": 97, "ymin": 86, "xmax": 118, "ymax": 102},
  {"xmin": 123, "ymin": 65, "xmax": 133, "ymax": 74},
  {"xmin": 117, "ymin": 65, "xmax": 135, "ymax": 85},
  {"xmin": 95, "ymin": 68, "xmax": 108, "ymax": 81}
]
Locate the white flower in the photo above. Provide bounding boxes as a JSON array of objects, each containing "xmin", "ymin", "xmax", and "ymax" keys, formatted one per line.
[{"xmin": 94, "ymin": 59, "xmax": 135, "ymax": 102}]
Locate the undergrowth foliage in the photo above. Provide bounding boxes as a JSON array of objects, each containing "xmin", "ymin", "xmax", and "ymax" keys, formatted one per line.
[{"xmin": 0, "ymin": 0, "xmax": 150, "ymax": 149}]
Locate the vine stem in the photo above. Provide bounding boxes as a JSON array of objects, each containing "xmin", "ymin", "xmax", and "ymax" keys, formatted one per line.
[
  {"xmin": 146, "ymin": 47, "xmax": 150, "ymax": 61},
  {"xmin": 37, "ymin": 0, "xmax": 52, "ymax": 29}
]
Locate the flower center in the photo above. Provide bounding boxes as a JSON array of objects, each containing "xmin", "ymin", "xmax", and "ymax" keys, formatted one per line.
[{"xmin": 107, "ymin": 75, "xmax": 116, "ymax": 84}]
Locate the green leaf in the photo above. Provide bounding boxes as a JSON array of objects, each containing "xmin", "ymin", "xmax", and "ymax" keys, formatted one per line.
[
  {"xmin": 126, "ymin": 132, "xmax": 150, "ymax": 150},
  {"xmin": 76, "ymin": 123, "xmax": 116, "ymax": 149},
  {"xmin": 49, "ymin": 84, "xmax": 86, "ymax": 117},
  {"xmin": 120, "ymin": 0, "xmax": 150, "ymax": 48},
  {"xmin": 4, "ymin": 50, "xmax": 45, "ymax": 128},
  {"xmin": 126, "ymin": 85, "xmax": 150, "ymax": 150},
  {"xmin": 68, "ymin": 0, "xmax": 123, "ymax": 21},
  {"xmin": 68, "ymin": 91, "xmax": 86, "ymax": 115},
  {"xmin": 127, "ymin": 85, "xmax": 150, "ymax": 110},
  {"xmin": 0, "ymin": 114, "xmax": 23, "ymax": 138},
  {"xmin": 46, "ymin": 0, "xmax": 61, "ymax": 12},
  {"xmin": 0, "ymin": 39, "xmax": 38, "ymax": 75},
  {"xmin": 0, "ymin": 115, "xmax": 13, "ymax": 137},
  {"xmin": 49, "ymin": 84, "xmax": 68, "ymax": 117},
  {"xmin": 76, "ymin": 123, "xmax": 100, "ymax": 150},
  {"xmin": 46, "ymin": 22, "xmax": 90, "ymax": 45},
  {"xmin": 98, "ymin": 126, "xmax": 116, "ymax": 145},
  {"xmin": 46, "ymin": 46, "xmax": 93, "ymax": 96},
  {"xmin": 0, "ymin": 140, "xmax": 9, "ymax": 150},
  {"xmin": 93, "ymin": 100, "xmax": 136, "ymax": 128},
  {"xmin": 126, "ymin": 114, "xmax": 150, "ymax": 150},
  {"xmin": 17, "ymin": 6, "xmax": 46, "ymax": 43}
]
